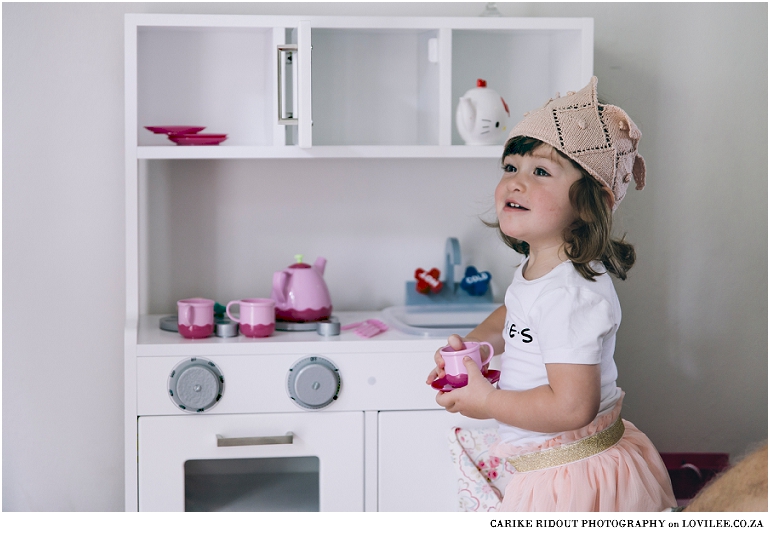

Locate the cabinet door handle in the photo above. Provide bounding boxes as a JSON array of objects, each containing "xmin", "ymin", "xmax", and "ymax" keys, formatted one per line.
[
  {"xmin": 216, "ymin": 432, "xmax": 294, "ymax": 447},
  {"xmin": 277, "ymin": 44, "xmax": 299, "ymax": 126}
]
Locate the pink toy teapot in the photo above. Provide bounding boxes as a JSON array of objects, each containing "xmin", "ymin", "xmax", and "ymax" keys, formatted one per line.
[{"xmin": 271, "ymin": 255, "xmax": 332, "ymax": 322}]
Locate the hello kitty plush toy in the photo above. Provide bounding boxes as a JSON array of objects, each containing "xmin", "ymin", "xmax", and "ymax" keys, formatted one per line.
[{"xmin": 456, "ymin": 79, "xmax": 510, "ymax": 145}]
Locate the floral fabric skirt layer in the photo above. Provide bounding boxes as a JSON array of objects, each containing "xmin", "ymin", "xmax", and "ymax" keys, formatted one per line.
[{"xmin": 489, "ymin": 393, "xmax": 677, "ymax": 512}]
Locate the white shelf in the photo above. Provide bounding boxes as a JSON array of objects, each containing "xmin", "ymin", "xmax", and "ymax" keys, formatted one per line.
[
  {"xmin": 127, "ymin": 13, "xmax": 592, "ymax": 32},
  {"xmin": 135, "ymin": 144, "xmax": 505, "ymax": 159}
]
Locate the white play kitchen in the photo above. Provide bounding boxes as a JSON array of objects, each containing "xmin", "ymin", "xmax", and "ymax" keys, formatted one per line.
[{"xmin": 124, "ymin": 13, "xmax": 593, "ymax": 512}]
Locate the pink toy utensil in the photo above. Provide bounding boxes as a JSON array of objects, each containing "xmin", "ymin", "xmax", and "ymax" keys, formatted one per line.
[{"xmin": 341, "ymin": 319, "xmax": 389, "ymax": 338}]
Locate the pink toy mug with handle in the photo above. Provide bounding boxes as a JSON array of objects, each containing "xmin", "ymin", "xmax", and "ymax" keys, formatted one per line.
[
  {"xmin": 177, "ymin": 298, "xmax": 215, "ymax": 339},
  {"xmin": 227, "ymin": 298, "xmax": 275, "ymax": 338},
  {"xmin": 440, "ymin": 341, "xmax": 494, "ymax": 386}
]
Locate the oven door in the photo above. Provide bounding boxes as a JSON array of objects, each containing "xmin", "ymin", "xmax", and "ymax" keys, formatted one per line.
[{"xmin": 138, "ymin": 411, "xmax": 364, "ymax": 512}]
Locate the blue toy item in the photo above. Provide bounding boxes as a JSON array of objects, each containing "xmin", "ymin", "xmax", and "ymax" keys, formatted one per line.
[
  {"xmin": 405, "ymin": 238, "xmax": 493, "ymax": 305},
  {"xmin": 460, "ymin": 266, "xmax": 492, "ymax": 296}
]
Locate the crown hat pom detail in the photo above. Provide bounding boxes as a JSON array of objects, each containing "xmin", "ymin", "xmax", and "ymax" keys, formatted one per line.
[{"xmin": 507, "ymin": 76, "xmax": 645, "ymax": 211}]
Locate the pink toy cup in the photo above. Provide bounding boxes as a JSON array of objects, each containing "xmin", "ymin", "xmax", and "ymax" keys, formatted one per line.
[
  {"xmin": 177, "ymin": 298, "xmax": 215, "ymax": 339},
  {"xmin": 440, "ymin": 341, "xmax": 494, "ymax": 386},
  {"xmin": 226, "ymin": 298, "xmax": 275, "ymax": 338}
]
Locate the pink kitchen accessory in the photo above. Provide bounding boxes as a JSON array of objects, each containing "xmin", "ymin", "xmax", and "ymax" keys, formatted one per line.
[
  {"xmin": 145, "ymin": 125, "xmax": 206, "ymax": 135},
  {"xmin": 431, "ymin": 369, "xmax": 501, "ymax": 392},
  {"xmin": 341, "ymin": 319, "xmax": 389, "ymax": 338},
  {"xmin": 440, "ymin": 341, "xmax": 494, "ymax": 385},
  {"xmin": 177, "ymin": 298, "xmax": 215, "ymax": 339},
  {"xmin": 168, "ymin": 133, "xmax": 228, "ymax": 146},
  {"xmin": 144, "ymin": 125, "xmax": 228, "ymax": 146},
  {"xmin": 226, "ymin": 298, "xmax": 276, "ymax": 338},
  {"xmin": 271, "ymin": 255, "xmax": 332, "ymax": 322}
]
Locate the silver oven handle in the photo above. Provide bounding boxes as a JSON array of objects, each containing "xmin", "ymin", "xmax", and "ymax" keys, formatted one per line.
[{"xmin": 216, "ymin": 432, "xmax": 294, "ymax": 447}]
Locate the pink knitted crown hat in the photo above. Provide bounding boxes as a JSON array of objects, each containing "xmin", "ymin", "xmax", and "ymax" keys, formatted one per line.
[{"xmin": 507, "ymin": 76, "xmax": 645, "ymax": 210}]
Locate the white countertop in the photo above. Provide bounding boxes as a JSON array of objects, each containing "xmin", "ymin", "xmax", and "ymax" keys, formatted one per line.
[{"xmin": 133, "ymin": 311, "xmax": 448, "ymax": 357}]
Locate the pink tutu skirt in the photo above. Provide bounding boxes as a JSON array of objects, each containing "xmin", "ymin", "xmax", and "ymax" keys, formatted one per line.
[{"xmin": 489, "ymin": 394, "xmax": 676, "ymax": 512}]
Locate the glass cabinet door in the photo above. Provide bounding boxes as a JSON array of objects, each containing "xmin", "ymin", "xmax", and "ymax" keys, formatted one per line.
[{"xmin": 309, "ymin": 27, "xmax": 441, "ymax": 147}]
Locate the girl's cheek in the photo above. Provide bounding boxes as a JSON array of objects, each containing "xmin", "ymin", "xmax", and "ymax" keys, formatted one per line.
[{"xmin": 493, "ymin": 184, "xmax": 507, "ymax": 207}]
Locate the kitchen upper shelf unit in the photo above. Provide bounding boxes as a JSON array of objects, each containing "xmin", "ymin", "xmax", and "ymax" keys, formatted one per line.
[{"xmin": 126, "ymin": 14, "xmax": 593, "ymax": 159}]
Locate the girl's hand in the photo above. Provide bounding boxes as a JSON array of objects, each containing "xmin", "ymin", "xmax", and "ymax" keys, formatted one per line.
[
  {"xmin": 435, "ymin": 357, "xmax": 495, "ymax": 420},
  {"xmin": 426, "ymin": 334, "xmax": 467, "ymax": 384},
  {"xmin": 427, "ymin": 306, "xmax": 506, "ymax": 385}
]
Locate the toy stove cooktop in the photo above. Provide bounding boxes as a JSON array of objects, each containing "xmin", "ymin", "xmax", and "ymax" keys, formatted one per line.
[{"xmin": 134, "ymin": 312, "xmax": 449, "ymax": 417}]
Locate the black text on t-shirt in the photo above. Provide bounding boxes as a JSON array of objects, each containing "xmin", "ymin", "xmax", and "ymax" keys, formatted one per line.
[{"xmin": 506, "ymin": 320, "xmax": 533, "ymax": 343}]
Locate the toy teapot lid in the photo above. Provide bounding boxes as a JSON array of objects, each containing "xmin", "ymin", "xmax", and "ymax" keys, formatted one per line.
[{"xmin": 289, "ymin": 254, "xmax": 311, "ymax": 269}]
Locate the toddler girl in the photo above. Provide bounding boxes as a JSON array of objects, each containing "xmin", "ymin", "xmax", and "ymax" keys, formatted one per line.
[{"xmin": 427, "ymin": 77, "xmax": 676, "ymax": 512}]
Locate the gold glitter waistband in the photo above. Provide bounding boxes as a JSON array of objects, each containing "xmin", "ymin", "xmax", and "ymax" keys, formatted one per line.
[{"xmin": 508, "ymin": 416, "xmax": 625, "ymax": 472}]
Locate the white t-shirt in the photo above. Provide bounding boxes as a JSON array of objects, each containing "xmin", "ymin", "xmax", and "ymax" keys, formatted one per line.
[{"xmin": 497, "ymin": 260, "xmax": 623, "ymax": 447}]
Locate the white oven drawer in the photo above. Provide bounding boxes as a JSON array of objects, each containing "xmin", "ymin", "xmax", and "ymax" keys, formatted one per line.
[{"xmin": 138, "ymin": 411, "xmax": 364, "ymax": 511}]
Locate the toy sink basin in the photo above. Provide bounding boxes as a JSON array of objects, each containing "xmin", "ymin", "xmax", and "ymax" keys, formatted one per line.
[{"xmin": 381, "ymin": 303, "xmax": 500, "ymax": 337}]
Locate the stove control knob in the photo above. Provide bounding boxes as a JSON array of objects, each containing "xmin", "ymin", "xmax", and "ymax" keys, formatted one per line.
[
  {"xmin": 286, "ymin": 356, "xmax": 341, "ymax": 410},
  {"xmin": 168, "ymin": 357, "xmax": 225, "ymax": 413}
]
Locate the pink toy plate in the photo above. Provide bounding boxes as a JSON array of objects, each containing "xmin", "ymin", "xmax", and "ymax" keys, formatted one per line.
[
  {"xmin": 145, "ymin": 125, "xmax": 206, "ymax": 135},
  {"xmin": 168, "ymin": 133, "xmax": 228, "ymax": 146},
  {"xmin": 431, "ymin": 369, "xmax": 501, "ymax": 392}
]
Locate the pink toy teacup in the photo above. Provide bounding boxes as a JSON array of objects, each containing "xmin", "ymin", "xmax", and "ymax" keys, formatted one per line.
[
  {"xmin": 226, "ymin": 298, "xmax": 276, "ymax": 338},
  {"xmin": 177, "ymin": 298, "xmax": 215, "ymax": 339},
  {"xmin": 440, "ymin": 341, "xmax": 494, "ymax": 386}
]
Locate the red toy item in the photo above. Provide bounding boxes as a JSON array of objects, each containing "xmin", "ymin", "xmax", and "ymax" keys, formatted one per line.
[{"xmin": 414, "ymin": 268, "xmax": 443, "ymax": 294}]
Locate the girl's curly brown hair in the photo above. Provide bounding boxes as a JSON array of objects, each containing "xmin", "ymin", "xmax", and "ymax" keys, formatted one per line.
[{"xmin": 485, "ymin": 136, "xmax": 636, "ymax": 281}]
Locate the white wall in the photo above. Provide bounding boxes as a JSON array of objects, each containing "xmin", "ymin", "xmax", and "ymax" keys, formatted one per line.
[{"xmin": 3, "ymin": 2, "xmax": 766, "ymax": 511}]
